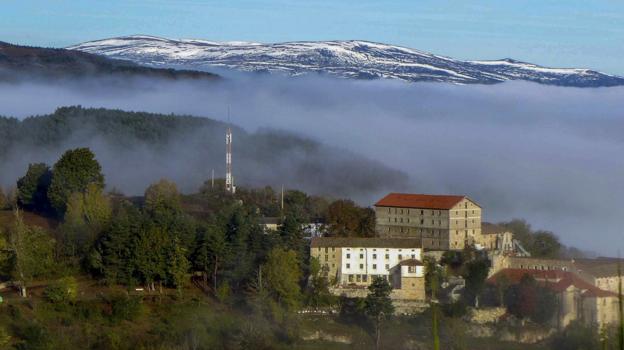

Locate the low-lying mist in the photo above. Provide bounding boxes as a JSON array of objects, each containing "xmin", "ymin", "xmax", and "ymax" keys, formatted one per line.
[{"xmin": 1, "ymin": 71, "xmax": 623, "ymax": 254}]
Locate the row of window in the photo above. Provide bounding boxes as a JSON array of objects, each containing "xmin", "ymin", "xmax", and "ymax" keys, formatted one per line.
[
  {"xmin": 386, "ymin": 208, "xmax": 444, "ymax": 216},
  {"xmin": 518, "ymin": 264, "xmax": 568, "ymax": 272},
  {"xmin": 345, "ymin": 263, "xmax": 391, "ymax": 270},
  {"xmin": 347, "ymin": 274, "xmax": 390, "ymax": 283},
  {"xmin": 345, "ymin": 253, "xmax": 417, "ymax": 261}
]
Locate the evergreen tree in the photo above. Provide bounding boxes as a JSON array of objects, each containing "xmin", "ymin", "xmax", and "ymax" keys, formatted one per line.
[
  {"xmin": 61, "ymin": 183, "xmax": 111, "ymax": 257},
  {"xmin": 16, "ymin": 163, "xmax": 52, "ymax": 212},
  {"xmin": 262, "ymin": 248, "xmax": 302, "ymax": 310},
  {"xmin": 364, "ymin": 276, "xmax": 394, "ymax": 350},
  {"xmin": 48, "ymin": 148, "xmax": 105, "ymax": 216},
  {"xmin": 192, "ymin": 225, "xmax": 228, "ymax": 290}
]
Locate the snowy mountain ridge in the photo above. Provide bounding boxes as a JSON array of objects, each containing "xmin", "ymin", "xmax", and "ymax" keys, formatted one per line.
[{"xmin": 69, "ymin": 35, "xmax": 624, "ymax": 87}]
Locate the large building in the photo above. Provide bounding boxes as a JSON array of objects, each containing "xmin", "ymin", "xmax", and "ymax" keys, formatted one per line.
[
  {"xmin": 310, "ymin": 237, "xmax": 425, "ymax": 301},
  {"xmin": 374, "ymin": 193, "xmax": 482, "ymax": 250},
  {"xmin": 488, "ymin": 268, "xmax": 620, "ymax": 329}
]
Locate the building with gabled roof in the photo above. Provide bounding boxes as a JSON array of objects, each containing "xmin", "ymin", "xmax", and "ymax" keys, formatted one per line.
[
  {"xmin": 374, "ymin": 193, "xmax": 482, "ymax": 250},
  {"xmin": 310, "ymin": 237, "xmax": 425, "ymax": 301},
  {"xmin": 488, "ymin": 268, "xmax": 620, "ymax": 329}
]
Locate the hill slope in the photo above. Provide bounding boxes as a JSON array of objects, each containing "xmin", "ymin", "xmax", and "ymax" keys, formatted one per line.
[
  {"xmin": 69, "ymin": 35, "xmax": 624, "ymax": 87},
  {"xmin": 0, "ymin": 107, "xmax": 407, "ymax": 199},
  {"xmin": 0, "ymin": 41, "xmax": 219, "ymax": 82}
]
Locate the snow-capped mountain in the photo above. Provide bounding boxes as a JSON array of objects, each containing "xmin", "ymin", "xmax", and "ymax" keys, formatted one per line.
[{"xmin": 69, "ymin": 35, "xmax": 624, "ymax": 87}]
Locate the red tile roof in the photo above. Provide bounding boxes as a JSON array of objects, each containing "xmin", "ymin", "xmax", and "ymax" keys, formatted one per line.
[
  {"xmin": 487, "ymin": 268, "xmax": 617, "ymax": 298},
  {"xmin": 374, "ymin": 193, "xmax": 472, "ymax": 210}
]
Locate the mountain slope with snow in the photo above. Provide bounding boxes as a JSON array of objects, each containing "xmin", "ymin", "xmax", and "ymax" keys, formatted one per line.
[{"xmin": 69, "ymin": 35, "xmax": 624, "ymax": 87}]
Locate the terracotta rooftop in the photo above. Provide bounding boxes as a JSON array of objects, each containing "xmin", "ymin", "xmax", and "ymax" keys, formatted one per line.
[
  {"xmin": 310, "ymin": 237, "xmax": 421, "ymax": 249},
  {"xmin": 487, "ymin": 268, "xmax": 617, "ymax": 298},
  {"xmin": 374, "ymin": 193, "xmax": 475, "ymax": 210}
]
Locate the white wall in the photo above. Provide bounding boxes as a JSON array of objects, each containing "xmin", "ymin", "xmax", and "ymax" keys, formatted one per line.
[{"xmin": 341, "ymin": 247, "xmax": 422, "ymax": 277}]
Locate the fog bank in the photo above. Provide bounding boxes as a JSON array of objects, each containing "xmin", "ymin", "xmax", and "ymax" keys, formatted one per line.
[{"xmin": 1, "ymin": 73, "xmax": 623, "ymax": 254}]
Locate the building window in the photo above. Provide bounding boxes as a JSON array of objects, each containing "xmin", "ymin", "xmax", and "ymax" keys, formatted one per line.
[
  {"xmin": 359, "ymin": 254, "xmax": 364, "ymax": 259},
  {"xmin": 385, "ymin": 264, "xmax": 390, "ymax": 270},
  {"xmin": 385, "ymin": 254, "xmax": 389, "ymax": 259},
  {"xmin": 411, "ymin": 254, "xmax": 415, "ymax": 259},
  {"xmin": 346, "ymin": 263, "xmax": 351, "ymax": 269},
  {"xmin": 373, "ymin": 254, "xmax": 377, "ymax": 259},
  {"xmin": 346, "ymin": 253, "xmax": 351, "ymax": 259},
  {"xmin": 332, "ymin": 263, "xmax": 335, "ymax": 268},
  {"xmin": 359, "ymin": 264, "xmax": 364, "ymax": 269},
  {"xmin": 325, "ymin": 255, "xmax": 328, "ymax": 262},
  {"xmin": 421, "ymin": 210, "xmax": 424, "ymax": 215},
  {"xmin": 408, "ymin": 266, "xmax": 417, "ymax": 273},
  {"xmin": 363, "ymin": 275, "xmax": 368, "ymax": 282},
  {"xmin": 373, "ymin": 264, "xmax": 377, "ymax": 269},
  {"xmin": 324, "ymin": 247, "xmax": 328, "ymax": 253},
  {"xmin": 398, "ymin": 254, "xmax": 402, "ymax": 260},
  {"xmin": 348, "ymin": 275, "xmax": 353, "ymax": 282},
  {"xmin": 356, "ymin": 275, "xmax": 361, "ymax": 282},
  {"xmin": 420, "ymin": 219, "xmax": 424, "ymax": 224}
]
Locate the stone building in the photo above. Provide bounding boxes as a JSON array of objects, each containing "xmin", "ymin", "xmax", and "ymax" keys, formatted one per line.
[
  {"xmin": 475, "ymin": 222, "xmax": 515, "ymax": 252},
  {"xmin": 488, "ymin": 268, "xmax": 620, "ymax": 329},
  {"xmin": 374, "ymin": 193, "xmax": 481, "ymax": 250},
  {"xmin": 309, "ymin": 237, "xmax": 425, "ymax": 301}
]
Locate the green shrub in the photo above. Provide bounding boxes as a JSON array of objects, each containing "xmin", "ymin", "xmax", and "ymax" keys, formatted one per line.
[
  {"xmin": 107, "ymin": 293, "xmax": 144, "ymax": 322},
  {"xmin": 216, "ymin": 281, "xmax": 231, "ymax": 304},
  {"xmin": 0, "ymin": 326, "xmax": 11, "ymax": 348},
  {"xmin": 43, "ymin": 277, "xmax": 78, "ymax": 304},
  {"xmin": 442, "ymin": 300, "xmax": 468, "ymax": 318},
  {"xmin": 15, "ymin": 322, "xmax": 53, "ymax": 350}
]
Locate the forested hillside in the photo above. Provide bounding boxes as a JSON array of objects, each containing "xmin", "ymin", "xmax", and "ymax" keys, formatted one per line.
[
  {"xmin": 0, "ymin": 107, "xmax": 408, "ymax": 199},
  {"xmin": 0, "ymin": 41, "xmax": 219, "ymax": 82}
]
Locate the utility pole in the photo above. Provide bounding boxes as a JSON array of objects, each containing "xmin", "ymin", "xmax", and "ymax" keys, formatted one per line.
[{"xmin": 281, "ymin": 184, "xmax": 285, "ymax": 214}]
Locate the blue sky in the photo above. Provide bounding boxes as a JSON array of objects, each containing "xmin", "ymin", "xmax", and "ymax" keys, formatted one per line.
[{"xmin": 2, "ymin": 0, "xmax": 623, "ymax": 75}]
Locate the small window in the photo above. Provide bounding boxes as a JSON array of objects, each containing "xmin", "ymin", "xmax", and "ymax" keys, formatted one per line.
[
  {"xmin": 373, "ymin": 254, "xmax": 377, "ymax": 259},
  {"xmin": 325, "ymin": 255, "xmax": 328, "ymax": 262},
  {"xmin": 359, "ymin": 254, "xmax": 364, "ymax": 259},
  {"xmin": 385, "ymin": 264, "xmax": 390, "ymax": 270},
  {"xmin": 398, "ymin": 254, "xmax": 403, "ymax": 260},
  {"xmin": 356, "ymin": 275, "xmax": 361, "ymax": 282},
  {"xmin": 348, "ymin": 275, "xmax": 353, "ymax": 282},
  {"xmin": 385, "ymin": 254, "xmax": 389, "ymax": 259},
  {"xmin": 411, "ymin": 254, "xmax": 415, "ymax": 259},
  {"xmin": 363, "ymin": 275, "xmax": 368, "ymax": 282},
  {"xmin": 346, "ymin": 253, "xmax": 351, "ymax": 259},
  {"xmin": 359, "ymin": 264, "xmax": 364, "ymax": 269},
  {"xmin": 346, "ymin": 263, "xmax": 351, "ymax": 269},
  {"xmin": 373, "ymin": 264, "xmax": 377, "ymax": 269},
  {"xmin": 324, "ymin": 247, "xmax": 328, "ymax": 253}
]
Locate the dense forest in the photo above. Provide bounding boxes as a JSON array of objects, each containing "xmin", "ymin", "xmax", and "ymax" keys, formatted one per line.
[
  {"xmin": 0, "ymin": 106, "xmax": 408, "ymax": 199},
  {"xmin": 0, "ymin": 144, "xmax": 621, "ymax": 349}
]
